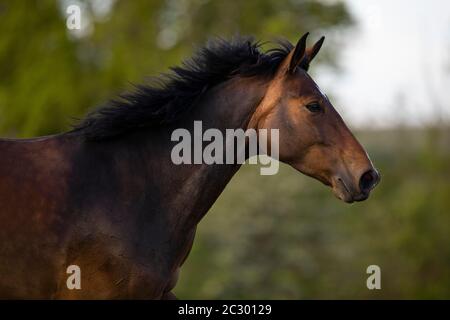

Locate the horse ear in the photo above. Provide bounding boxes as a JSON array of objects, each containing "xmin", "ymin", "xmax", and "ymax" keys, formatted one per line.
[
  {"xmin": 300, "ymin": 36, "xmax": 325, "ymax": 71},
  {"xmin": 288, "ymin": 32, "xmax": 309, "ymax": 74}
]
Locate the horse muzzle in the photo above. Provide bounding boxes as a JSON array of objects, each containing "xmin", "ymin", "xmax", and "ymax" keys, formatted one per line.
[{"xmin": 331, "ymin": 168, "xmax": 380, "ymax": 203}]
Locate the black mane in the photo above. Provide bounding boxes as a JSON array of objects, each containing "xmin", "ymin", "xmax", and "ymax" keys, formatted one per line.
[{"xmin": 72, "ymin": 36, "xmax": 293, "ymax": 140}]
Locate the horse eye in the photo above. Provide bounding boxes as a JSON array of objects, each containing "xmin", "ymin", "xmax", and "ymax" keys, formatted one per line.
[{"xmin": 305, "ymin": 102, "xmax": 322, "ymax": 113}]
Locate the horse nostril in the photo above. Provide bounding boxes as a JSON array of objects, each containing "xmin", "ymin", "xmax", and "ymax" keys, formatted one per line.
[{"xmin": 359, "ymin": 169, "xmax": 379, "ymax": 193}]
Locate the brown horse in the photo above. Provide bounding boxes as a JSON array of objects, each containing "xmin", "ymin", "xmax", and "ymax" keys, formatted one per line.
[{"xmin": 0, "ymin": 33, "xmax": 379, "ymax": 299}]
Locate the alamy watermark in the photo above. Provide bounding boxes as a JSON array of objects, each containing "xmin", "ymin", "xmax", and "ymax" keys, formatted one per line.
[
  {"xmin": 171, "ymin": 121, "xmax": 280, "ymax": 175},
  {"xmin": 63, "ymin": 263, "xmax": 382, "ymax": 292},
  {"xmin": 66, "ymin": 5, "xmax": 81, "ymax": 30},
  {"xmin": 366, "ymin": 265, "xmax": 381, "ymax": 290},
  {"xmin": 66, "ymin": 264, "xmax": 81, "ymax": 290}
]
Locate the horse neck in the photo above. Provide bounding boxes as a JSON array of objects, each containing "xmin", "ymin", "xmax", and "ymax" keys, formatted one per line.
[{"xmin": 155, "ymin": 76, "xmax": 269, "ymax": 231}]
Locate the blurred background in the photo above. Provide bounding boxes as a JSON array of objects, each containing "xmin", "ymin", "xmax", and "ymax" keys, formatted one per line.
[{"xmin": 0, "ymin": 0, "xmax": 449, "ymax": 299}]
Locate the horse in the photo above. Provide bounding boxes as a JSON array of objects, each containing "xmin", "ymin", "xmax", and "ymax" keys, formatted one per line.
[{"xmin": 0, "ymin": 32, "xmax": 379, "ymax": 299}]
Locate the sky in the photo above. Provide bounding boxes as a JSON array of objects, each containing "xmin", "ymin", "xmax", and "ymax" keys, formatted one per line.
[{"xmin": 319, "ymin": 0, "xmax": 450, "ymax": 128}]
